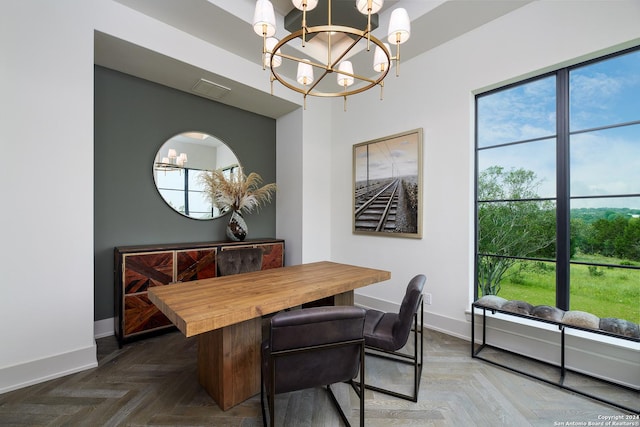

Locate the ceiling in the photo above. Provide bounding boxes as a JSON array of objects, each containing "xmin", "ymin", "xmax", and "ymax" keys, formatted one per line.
[{"xmin": 95, "ymin": 0, "xmax": 533, "ymax": 119}]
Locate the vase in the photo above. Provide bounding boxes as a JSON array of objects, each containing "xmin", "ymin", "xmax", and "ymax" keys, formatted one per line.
[{"xmin": 226, "ymin": 210, "xmax": 247, "ymax": 241}]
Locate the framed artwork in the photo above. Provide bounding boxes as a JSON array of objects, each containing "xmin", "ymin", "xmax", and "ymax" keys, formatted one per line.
[{"xmin": 353, "ymin": 128, "xmax": 423, "ymax": 238}]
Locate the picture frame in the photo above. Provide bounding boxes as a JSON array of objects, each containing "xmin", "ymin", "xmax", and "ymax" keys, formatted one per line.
[{"xmin": 353, "ymin": 128, "xmax": 423, "ymax": 238}]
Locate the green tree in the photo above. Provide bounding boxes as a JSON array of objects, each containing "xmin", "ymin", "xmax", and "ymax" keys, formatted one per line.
[
  {"xmin": 477, "ymin": 167, "xmax": 555, "ymax": 296},
  {"xmin": 622, "ymin": 217, "xmax": 640, "ymax": 261},
  {"xmin": 570, "ymin": 217, "xmax": 588, "ymax": 259},
  {"xmin": 585, "ymin": 216, "xmax": 629, "ymax": 258}
]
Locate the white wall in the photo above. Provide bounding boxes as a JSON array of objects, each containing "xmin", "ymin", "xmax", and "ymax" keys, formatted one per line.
[
  {"xmin": 0, "ymin": 0, "xmax": 97, "ymax": 392},
  {"xmin": 300, "ymin": 101, "xmax": 334, "ymax": 263},
  {"xmin": 275, "ymin": 100, "xmax": 334, "ymax": 265},
  {"xmin": 276, "ymin": 109, "xmax": 304, "ymax": 266}
]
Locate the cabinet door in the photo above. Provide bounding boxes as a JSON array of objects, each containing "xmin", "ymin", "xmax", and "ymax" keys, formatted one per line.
[
  {"xmin": 123, "ymin": 251, "xmax": 174, "ymax": 294},
  {"xmin": 122, "ymin": 251, "xmax": 174, "ymax": 338},
  {"xmin": 259, "ymin": 242, "xmax": 284, "ymax": 269},
  {"xmin": 176, "ymin": 248, "xmax": 217, "ymax": 282},
  {"xmin": 123, "ymin": 293, "xmax": 173, "ymax": 336}
]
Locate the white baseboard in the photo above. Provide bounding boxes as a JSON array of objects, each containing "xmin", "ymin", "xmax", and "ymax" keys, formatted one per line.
[
  {"xmin": 94, "ymin": 317, "xmax": 115, "ymax": 339},
  {"xmin": 0, "ymin": 318, "xmax": 114, "ymax": 395},
  {"xmin": 0, "ymin": 344, "xmax": 97, "ymax": 394},
  {"xmin": 355, "ymin": 293, "xmax": 471, "ymax": 340},
  {"xmin": 355, "ymin": 293, "xmax": 640, "ymax": 389}
]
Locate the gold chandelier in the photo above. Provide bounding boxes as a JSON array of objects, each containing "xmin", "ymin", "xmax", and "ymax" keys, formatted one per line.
[{"xmin": 252, "ymin": 0, "xmax": 411, "ymax": 110}]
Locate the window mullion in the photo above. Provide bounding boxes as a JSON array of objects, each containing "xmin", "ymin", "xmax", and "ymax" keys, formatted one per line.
[
  {"xmin": 184, "ymin": 169, "xmax": 190, "ymax": 216},
  {"xmin": 556, "ymin": 69, "xmax": 570, "ymax": 311}
]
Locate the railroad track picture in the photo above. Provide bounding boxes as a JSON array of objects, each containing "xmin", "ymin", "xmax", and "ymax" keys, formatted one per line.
[{"xmin": 353, "ymin": 129, "xmax": 423, "ymax": 238}]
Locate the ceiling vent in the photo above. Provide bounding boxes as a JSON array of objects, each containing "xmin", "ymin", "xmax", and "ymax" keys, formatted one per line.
[{"xmin": 192, "ymin": 78, "xmax": 231, "ymax": 100}]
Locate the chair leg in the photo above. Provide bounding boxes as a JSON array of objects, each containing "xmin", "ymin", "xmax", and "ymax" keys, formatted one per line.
[
  {"xmin": 326, "ymin": 384, "xmax": 351, "ymax": 427},
  {"xmin": 361, "ymin": 303, "xmax": 424, "ymax": 402},
  {"xmin": 360, "ymin": 341, "xmax": 365, "ymax": 427},
  {"xmin": 261, "ymin": 367, "xmax": 276, "ymax": 427},
  {"xmin": 326, "ymin": 382, "xmax": 364, "ymax": 426},
  {"xmin": 269, "ymin": 382, "xmax": 275, "ymax": 427},
  {"xmin": 260, "ymin": 381, "xmax": 267, "ymax": 427},
  {"xmin": 330, "ymin": 343, "xmax": 365, "ymax": 427}
]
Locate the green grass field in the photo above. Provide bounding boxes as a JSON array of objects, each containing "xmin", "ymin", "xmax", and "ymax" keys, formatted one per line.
[{"xmin": 493, "ymin": 255, "xmax": 640, "ymax": 324}]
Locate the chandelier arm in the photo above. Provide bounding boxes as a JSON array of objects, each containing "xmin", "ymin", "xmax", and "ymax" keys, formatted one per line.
[
  {"xmin": 268, "ymin": 27, "xmax": 392, "ymax": 99},
  {"xmin": 395, "ymin": 34, "xmax": 402, "ymax": 77},
  {"xmin": 306, "ymin": 69, "xmax": 327, "ymax": 94},
  {"xmin": 335, "ymin": 68, "xmax": 377, "ymax": 85},
  {"xmin": 273, "ymin": 51, "xmax": 379, "ymax": 86},
  {"xmin": 366, "ymin": 9, "xmax": 372, "ymax": 50},
  {"xmin": 261, "ymin": 25, "xmax": 268, "ymax": 70},
  {"xmin": 301, "ymin": 4, "xmax": 307, "ymax": 47},
  {"xmin": 274, "ymin": 52, "xmax": 330, "ymax": 71},
  {"xmin": 270, "ymin": 25, "xmax": 366, "ymax": 71},
  {"xmin": 322, "ymin": 26, "xmax": 367, "ymax": 70}
]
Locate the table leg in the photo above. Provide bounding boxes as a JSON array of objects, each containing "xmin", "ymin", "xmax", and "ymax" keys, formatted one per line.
[
  {"xmin": 196, "ymin": 290, "xmax": 353, "ymax": 410},
  {"xmin": 197, "ymin": 317, "xmax": 262, "ymax": 411},
  {"xmin": 333, "ymin": 290, "xmax": 354, "ymax": 306}
]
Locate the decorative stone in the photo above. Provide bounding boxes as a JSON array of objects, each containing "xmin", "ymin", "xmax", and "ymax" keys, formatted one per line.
[
  {"xmin": 599, "ymin": 318, "xmax": 640, "ymax": 339},
  {"xmin": 475, "ymin": 295, "xmax": 507, "ymax": 310},
  {"xmin": 561, "ymin": 310, "xmax": 600, "ymax": 329},
  {"xmin": 531, "ymin": 305, "xmax": 565, "ymax": 322},
  {"xmin": 501, "ymin": 300, "xmax": 534, "ymax": 315}
]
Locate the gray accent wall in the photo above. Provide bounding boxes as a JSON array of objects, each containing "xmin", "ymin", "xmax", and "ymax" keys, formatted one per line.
[{"xmin": 94, "ymin": 66, "xmax": 277, "ymax": 321}]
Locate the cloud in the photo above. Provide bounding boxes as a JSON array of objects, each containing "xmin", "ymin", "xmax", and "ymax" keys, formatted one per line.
[
  {"xmin": 571, "ymin": 128, "xmax": 640, "ymax": 200},
  {"xmin": 478, "ymin": 76, "xmax": 555, "ymax": 147}
]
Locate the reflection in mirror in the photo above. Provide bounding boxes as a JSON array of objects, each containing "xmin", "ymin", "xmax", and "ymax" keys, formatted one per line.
[{"xmin": 153, "ymin": 132, "xmax": 240, "ymax": 220}]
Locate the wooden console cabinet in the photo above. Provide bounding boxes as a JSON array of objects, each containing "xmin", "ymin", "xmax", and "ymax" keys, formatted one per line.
[{"xmin": 114, "ymin": 239, "xmax": 284, "ymax": 346}]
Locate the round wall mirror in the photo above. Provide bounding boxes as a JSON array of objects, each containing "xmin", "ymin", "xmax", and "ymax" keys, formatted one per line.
[{"xmin": 153, "ymin": 131, "xmax": 240, "ymax": 220}]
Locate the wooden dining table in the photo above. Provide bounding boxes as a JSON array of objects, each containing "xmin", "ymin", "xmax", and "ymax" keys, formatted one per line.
[{"xmin": 147, "ymin": 260, "xmax": 391, "ymax": 410}]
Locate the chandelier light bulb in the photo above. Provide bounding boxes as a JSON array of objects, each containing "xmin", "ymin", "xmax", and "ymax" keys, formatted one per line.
[
  {"xmin": 337, "ymin": 61, "xmax": 355, "ymax": 87},
  {"xmin": 264, "ymin": 37, "xmax": 282, "ymax": 68},
  {"xmin": 373, "ymin": 42, "xmax": 391, "ymax": 72},
  {"xmin": 297, "ymin": 60, "xmax": 314, "ymax": 85},
  {"xmin": 356, "ymin": 0, "xmax": 384, "ymax": 14},
  {"xmin": 292, "ymin": 0, "xmax": 318, "ymax": 10},
  {"xmin": 252, "ymin": 0, "xmax": 276, "ymax": 37},
  {"xmin": 388, "ymin": 8, "xmax": 410, "ymax": 44}
]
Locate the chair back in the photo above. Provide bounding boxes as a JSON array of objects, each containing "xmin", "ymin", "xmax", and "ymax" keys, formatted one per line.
[
  {"xmin": 217, "ymin": 247, "xmax": 263, "ymax": 276},
  {"xmin": 264, "ymin": 306, "xmax": 365, "ymax": 394},
  {"xmin": 393, "ymin": 274, "xmax": 426, "ymax": 348}
]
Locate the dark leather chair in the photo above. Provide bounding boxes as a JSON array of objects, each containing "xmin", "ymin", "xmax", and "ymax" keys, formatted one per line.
[
  {"xmin": 217, "ymin": 247, "xmax": 263, "ymax": 276},
  {"xmin": 361, "ymin": 274, "xmax": 425, "ymax": 402},
  {"xmin": 261, "ymin": 306, "xmax": 366, "ymax": 427}
]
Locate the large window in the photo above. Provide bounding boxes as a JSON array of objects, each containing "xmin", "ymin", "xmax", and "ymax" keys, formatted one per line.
[{"xmin": 475, "ymin": 47, "xmax": 640, "ymax": 324}]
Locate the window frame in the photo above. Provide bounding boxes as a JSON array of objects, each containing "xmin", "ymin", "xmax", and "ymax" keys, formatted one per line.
[{"xmin": 474, "ymin": 45, "xmax": 640, "ymax": 312}]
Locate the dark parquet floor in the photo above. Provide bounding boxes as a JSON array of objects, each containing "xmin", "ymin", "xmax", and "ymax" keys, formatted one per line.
[{"xmin": 0, "ymin": 328, "xmax": 637, "ymax": 426}]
